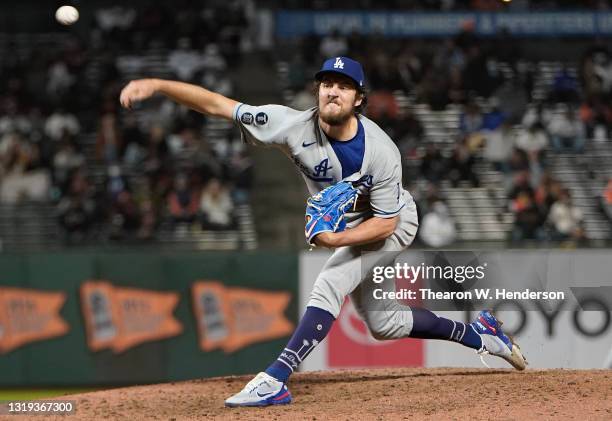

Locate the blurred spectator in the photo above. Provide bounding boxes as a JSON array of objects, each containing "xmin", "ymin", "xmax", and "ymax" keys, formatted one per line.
[
  {"xmin": 508, "ymin": 169, "xmax": 534, "ymax": 201},
  {"xmin": 53, "ymin": 136, "xmax": 85, "ymax": 187},
  {"xmin": 535, "ymin": 173, "xmax": 562, "ymax": 217},
  {"xmin": 389, "ymin": 109, "xmax": 424, "ymax": 156},
  {"xmin": 95, "ymin": 103, "xmax": 122, "ymax": 163},
  {"xmin": 483, "ymin": 120, "xmax": 514, "ymax": 173},
  {"xmin": 549, "ymin": 66, "xmax": 579, "ymax": 103},
  {"xmin": 454, "ymin": 19, "xmax": 478, "ymax": 52},
  {"xmin": 419, "ymin": 201, "xmax": 457, "ymax": 248},
  {"xmin": 143, "ymin": 124, "xmax": 170, "ymax": 175},
  {"xmin": 493, "ymin": 79, "xmax": 528, "ymax": 123},
  {"xmin": 46, "ymin": 60, "xmax": 75, "ymax": 99},
  {"xmin": 579, "ymin": 98, "xmax": 611, "ymax": 141},
  {"xmin": 167, "ymin": 173, "xmax": 199, "ymax": 224},
  {"xmin": 44, "ymin": 108, "xmax": 80, "ymax": 141},
  {"xmin": 0, "ymin": 133, "xmax": 50, "ymax": 204},
  {"xmin": 481, "ymin": 98, "xmax": 507, "ymax": 131},
  {"xmin": 200, "ymin": 44, "xmax": 227, "ymax": 73},
  {"xmin": 121, "ymin": 115, "xmax": 147, "ymax": 166},
  {"xmin": 547, "ymin": 189, "xmax": 585, "ymax": 241},
  {"xmin": 130, "ymin": 176, "xmax": 157, "ymax": 234},
  {"xmin": 447, "ymin": 140, "xmax": 479, "ymax": 187},
  {"xmin": 0, "ymin": 101, "xmax": 33, "ymax": 136},
  {"xmin": 201, "ymin": 70, "xmax": 233, "ymax": 97},
  {"xmin": 168, "ymin": 38, "xmax": 204, "ymax": 81},
  {"xmin": 420, "ymin": 144, "xmax": 447, "ymax": 185},
  {"xmin": 57, "ymin": 170, "xmax": 97, "ymax": 243},
  {"xmin": 199, "ymin": 179, "xmax": 235, "ymax": 230},
  {"xmin": 228, "ymin": 150, "xmax": 254, "ymax": 204},
  {"xmin": 459, "ymin": 101, "xmax": 483, "ymax": 137},
  {"xmin": 547, "ymin": 108, "xmax": 585, "ymax": 153},
  {"xmin": 601, "ymin": 178, "xmax": 612, "ymax": 221},
  {"xmin": 415, "ymin": 182, "xmax": 445, "ymax": 218},
  {"xmin": 105, "ymin": 164, "xmax": 128, "ymax": 201},
  {"xmin": 514, "ymin": 123, "xmax": 548, "ymax": 169},
  {"xmin": 447, "ymin": 66, "xmax": 466, "ymax": 104},
  {"xmin": 522, "ymin": 103, "xmax": 552, "ymax": 129},
  {"xmin": 95, "ymin": 5, "xmax": 137, "ymax": 33},
  {"xmin": 396, "ymin": 46, "xmax": 424, "ymax": 92},
  {"xmin": 510, "ymin": 190, "xmax": 543, "ymax": 242},
  {"xmin": 193, "ymin": 137, "xmax": 223, "ymax": 182},
  {"xmin": 167, "ymin": 127, "xmax": 200, "ymax": 158},
  {"xmin": 592, "ymin": 52, "xmax": 612, "ymax": 96},
  {"xmin": 109, "ymin": 190, "xmax": 140, "ymax": 240}
]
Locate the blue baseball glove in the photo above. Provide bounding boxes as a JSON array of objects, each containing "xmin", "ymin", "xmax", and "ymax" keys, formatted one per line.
[{"xmin": 305, "ymin": 181, "xmax": 359, "ymax": 246}]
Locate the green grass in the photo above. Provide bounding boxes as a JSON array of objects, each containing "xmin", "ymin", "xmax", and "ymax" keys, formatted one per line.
[{"xmin": 0, "ymin": 388, "xmax": 100, "ymax": 401}]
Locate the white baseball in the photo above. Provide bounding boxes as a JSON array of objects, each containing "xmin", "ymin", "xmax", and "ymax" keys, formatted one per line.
[{"xmin": 55, "ymin": 5, "xmax": 79, "ymax": 26}]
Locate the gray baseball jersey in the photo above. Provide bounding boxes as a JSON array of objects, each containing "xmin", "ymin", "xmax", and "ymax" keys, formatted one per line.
[
  {"xmin": 233, "ymin": 104, "xmax": 416, "ymax": 240},
  {"xmin": 233, "ymin": 102, "xmax": 418, "ymax": 334}
]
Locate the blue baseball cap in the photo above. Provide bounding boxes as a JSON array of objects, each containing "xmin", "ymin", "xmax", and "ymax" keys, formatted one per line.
[{"xmin": 315, "ymin": 56, "xmax": 365, "ymax": 88}]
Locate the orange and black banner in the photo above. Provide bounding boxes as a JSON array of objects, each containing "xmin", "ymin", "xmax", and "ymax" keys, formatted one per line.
[
  {"xmin": 192, "ymin": 281, "xmax": 294, "ymax": 353},
  {"xmin": 80, "ymin": 281, "xmax": 183, "ymax": 353},
  {"xmin": 0, "ymin": 287, "xmax": 69, "ymax": 354}
]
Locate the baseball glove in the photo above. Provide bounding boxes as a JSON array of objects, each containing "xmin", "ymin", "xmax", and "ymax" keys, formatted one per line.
[{"xmin": 305, "ymin": 181, "xmax": 359, "ymax": 245}]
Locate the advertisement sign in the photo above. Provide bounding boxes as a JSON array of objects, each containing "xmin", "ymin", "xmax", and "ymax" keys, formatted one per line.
[
  {"xmin": 0, "ymin": 287, "xmax": 69, "ymax": 353},
  {"xmin": 299, "ymin": 250, "xmax": 612, "ymax": 371},
  {"xmin": 276, "ymin": 11, "xmax": 612, "ymax": 38},
  {"xmin": 80, "ymin": 281, "xmax": 183, "ymax": 353},
  {"xmin": 191, "ymin": 281, "xmax": 294, "ymax": 353}
]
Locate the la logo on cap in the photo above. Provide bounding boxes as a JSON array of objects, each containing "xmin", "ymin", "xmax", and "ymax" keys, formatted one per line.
[{"xmin": 333, "ymin": 57, "xmax": 344, "ymax": 69}]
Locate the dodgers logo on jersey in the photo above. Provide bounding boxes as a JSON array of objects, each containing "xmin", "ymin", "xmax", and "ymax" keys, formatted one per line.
[
  {"xmin": 333, "ymin": 57, "xmax": 344, "ymax": 69},
  {"xmin": 313, "ymin": 158, "xmax": 332, "ymax": 177},
  {"xmin": 291, "ymin": 156, "xmax": 334, "ymax": 182}
]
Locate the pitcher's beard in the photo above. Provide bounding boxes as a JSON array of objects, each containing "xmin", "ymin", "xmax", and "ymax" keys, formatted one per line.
[{"xmin": 319, "ymin": 107, "xmax": 353, "ymax": 126}]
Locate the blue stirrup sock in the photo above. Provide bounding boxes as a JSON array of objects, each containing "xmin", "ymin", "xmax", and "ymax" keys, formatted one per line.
[
  {"xmin": 266, "ymin": 306, "xmax": 481, "ymax": 383},
  {"xmin": 265, "ymin": 306, "xmax": 335, "ymax": 383},
  {"xmin": 408, "ymin": 307, "xmax": 482, "ymax": 350}
]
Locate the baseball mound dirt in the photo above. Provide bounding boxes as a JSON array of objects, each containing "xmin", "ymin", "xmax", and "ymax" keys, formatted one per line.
[{"xmin": 20, "ymin": 368, "xmax": 612, "ymax": 420}]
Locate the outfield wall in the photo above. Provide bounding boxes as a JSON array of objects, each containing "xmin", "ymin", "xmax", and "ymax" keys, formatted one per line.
[
  {"xmin": 0, "ymin": 252, "xmax": 298, "ymax": 386},
  {"xmin": 2, "ymin": 249, "xmax": 610, "ymax": 386}
]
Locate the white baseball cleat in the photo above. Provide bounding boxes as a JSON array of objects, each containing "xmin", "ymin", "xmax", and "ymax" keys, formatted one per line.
[
  {"xmin": 225, "ymin": 372, "xmax": 292, "ymax": 407},
  {"xmin": 471, "ymin": 310, "xmax": 527, "ymax": 370}
]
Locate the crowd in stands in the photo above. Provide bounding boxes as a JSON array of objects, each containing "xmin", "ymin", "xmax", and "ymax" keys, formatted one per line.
[
  {"xmin": 2, "ymin": 2, "xmax": 612, "ymax": 248},
  {"xmin": 0, "ymin": 1, "xmax": 255, "ymax": 245}
]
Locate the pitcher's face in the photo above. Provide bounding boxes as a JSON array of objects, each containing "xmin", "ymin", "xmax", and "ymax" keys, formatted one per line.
[{"xmin": 317, "ymin": 74, "xmax": 362, "ymax": 126}]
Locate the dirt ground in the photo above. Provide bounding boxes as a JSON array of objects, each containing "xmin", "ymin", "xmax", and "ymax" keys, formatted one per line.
[{"xmin": 4, "ymin": 368, "xmax": 612, "ymax": 420}]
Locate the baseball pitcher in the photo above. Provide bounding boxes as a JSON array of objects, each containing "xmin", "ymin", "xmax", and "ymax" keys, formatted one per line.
[{"xmin": 120, "ymin": 56, "xmax": 527, "ymax": 408}]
